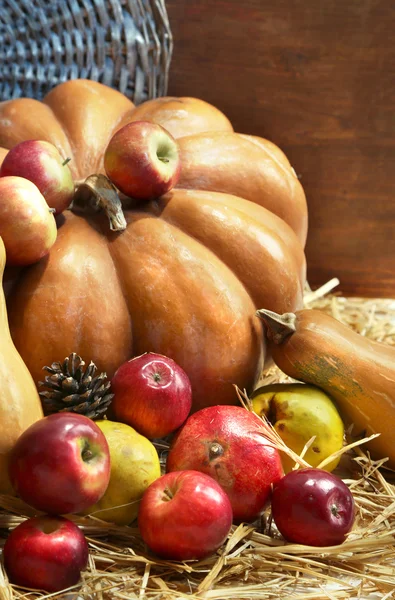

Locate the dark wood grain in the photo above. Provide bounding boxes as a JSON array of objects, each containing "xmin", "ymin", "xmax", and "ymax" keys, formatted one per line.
[{"xmin": 166, "ymin": 0, "xmax": 395, "ymax": 297}]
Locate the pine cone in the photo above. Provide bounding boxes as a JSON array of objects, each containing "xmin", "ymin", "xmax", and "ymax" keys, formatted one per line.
[{"xmin": 39, "ymin": 353, "xmax": 114, "ymax": 420}]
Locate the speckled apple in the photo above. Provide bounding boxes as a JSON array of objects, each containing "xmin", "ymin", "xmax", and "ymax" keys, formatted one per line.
[{"xmin": 0, "ymin": 140, "xmax": 74, "ymax": 214}]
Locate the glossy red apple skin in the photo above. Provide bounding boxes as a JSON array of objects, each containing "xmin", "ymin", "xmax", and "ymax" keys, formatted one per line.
[
  {"xmin": 0, "ymin": 140, "xmax": 74, "ymax": 214},
  {"xmin": 271, "ymin": 468, "xmax": 355, "ymax": 546},
  {"xmin": 138, "ymin": 470, "xmax": 233, "ymax": 561},
  {"xmin": 3, "ymin": 515, "xmax": 88, "ymax": 593},
  {"xmin": 8, "ymin": 413, "xmax": 111, "ymax": 515},
  {"xmin": 104, "ymin": 121, "xmax": 181, "ymax": 199},
  {"xmin": 111, "ymin": 352, "xmax": 192, "ymax": 439},
  {"xmin": 0, "ymin": 176, "xmax": 57, "ymax": 265},
  {"xmin": 166, "ymin": 405, "xmax": 284, "ymax": 522}
]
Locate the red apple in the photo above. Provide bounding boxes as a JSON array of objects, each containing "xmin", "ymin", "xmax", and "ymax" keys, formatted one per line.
[
  {"xmin": 0, "ymin": 176, "xmax": 57, "ymax": 265},
  {"xmin": 8, "ymin": 413, "xmax": 111, "ymax": 515},
  {"xmin": 0, "ymin": 140, "xmax": 74, "ymax": 214},
  {"xmin": 166, "ymin": 405, "xmax": 284, "ymax": 522},
  {"xmin": 138, "ymin": 470, "xmax": 232, "ymax": 561},
  {"xmin": 104, "ymin": 121, "xmax": 181, "ymax": 199},
  {"xmin": 271, "ymin": 468, "xmax": 355, "ymax": 546},
  {"xmin": 111, "ymin": 352, "xmax": 192, "ymax": 439},
  {"xmin": 3, "ymin": 515, "xmax": 88, "ymax": 593}
]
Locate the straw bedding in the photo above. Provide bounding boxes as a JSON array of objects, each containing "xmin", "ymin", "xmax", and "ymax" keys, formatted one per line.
[{"xmin": 1, "ymin": 278, "xmax": 394, "ymax": 600}]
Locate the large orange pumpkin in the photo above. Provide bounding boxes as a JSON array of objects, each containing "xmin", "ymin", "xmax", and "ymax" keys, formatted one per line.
[{"xmin": 0, "ymin": 80, "xmax": 307, "ymax": 411}]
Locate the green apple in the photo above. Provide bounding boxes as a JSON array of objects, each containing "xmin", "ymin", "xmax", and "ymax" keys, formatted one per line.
[{"xmin": 251, "ymin": 383, "xmax": 344, "ymax": 473}]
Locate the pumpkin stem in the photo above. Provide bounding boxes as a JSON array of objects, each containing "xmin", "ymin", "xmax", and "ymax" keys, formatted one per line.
[
  {"xmin": 72, "ymin": 174, "xmax": 127, "ymax": 232},
  {"xmin": 256, "ymin": 309, "xmax": 296, "ymax": 344}
]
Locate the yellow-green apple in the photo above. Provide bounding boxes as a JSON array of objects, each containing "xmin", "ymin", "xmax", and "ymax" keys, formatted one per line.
[
  {"xmin": 251, "ymin": 383, "xmax": 344, "ymax": 473},
  {"xmin": 8, "ymin": 413, "xmax": 111, "ymax": 515},
  {"xmin": 166, "ymin": 405, "xmax": 284, "ymax": 522},
  {"xmin": 271, "ymin": 468, "xmax": 355, "ymax": 546},
  {"xmin": 0, "ymin": 140, "xmax": 74, "ymax": 214},
  {"xmin": 138, "ymin": 470, "xmax": 232, "ymax": 560},
  {"xmin": 0, "ymin": 176, "xmax": 57, "ymax": 265},
  {"xmin": 104, "ymin": 121, "xmax": 181, "ymax": 199},
  {"xmin": 3, "ymin": 515, "xmax": 89, "ymax": 593},
  {"xmin": 111, "ymin": 352, "xmax": 192, "ymax": 439}
]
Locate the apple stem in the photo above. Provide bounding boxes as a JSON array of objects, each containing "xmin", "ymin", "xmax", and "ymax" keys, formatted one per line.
[
  {"xmin": 162, "ymin": 487, "xmax": 174, "ymax": 501},
  {"xmin": 256, "ymin": 309, "xmax": 297, "ymax": 344},
  {"xmin": 62, "ymin": 157, "xmax": 72, "ymax": 167},
  {"xmin": 157, "ymin": 156, "xmax": 170, "ymax": 163},
  {"xmin": 82, "ymin": 448, "xmax": 94, "ymax": 462},
  {"xmin": 81, "ymin": 440, "xmax": 94, "ymax": 462},
  {"xmin": 72, "ymin": 174, "xmax": 127, "ymax": 232}
]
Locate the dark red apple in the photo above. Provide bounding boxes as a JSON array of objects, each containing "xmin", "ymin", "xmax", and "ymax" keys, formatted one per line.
[
  {"xmin": 0, "ymin": 176, "xmax": 57, "ymax": 265},
  {"xmin": 271, "ymin": 468, "xmax": 355, "ymax": 546},
  {"xmin": 0, "ymin": 140, "xmax": 74, "ymax": 214},
  {"xmin": 3, "ymin": 515, "xmax": 88, "ymax": 593},
  {"xmin": 111, "ymin": 352, "xmax": 192, "ymax": 439},
  {"xmin": 166, "ymin": 405, "xmax": 284, "ymax": 522},
  {"xmin": 138, "ymin": 470, "xmax": 232, "ymax": 561},
  {"xmin": 104, "ymin": 121, "xmax": 181, "ymax": 199},
  {"xmin": 8, "ymin": 413, "xmax": 111, "ymax": 515}
]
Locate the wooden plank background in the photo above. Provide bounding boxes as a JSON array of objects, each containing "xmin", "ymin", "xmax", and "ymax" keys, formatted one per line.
[{"xmin": 166, "ymin": 0, "xmax": 395, "ymax": 297}]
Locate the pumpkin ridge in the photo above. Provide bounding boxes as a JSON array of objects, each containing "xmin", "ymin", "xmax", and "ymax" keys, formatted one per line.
[
  {"xmin": 120, "ymin": 96, "xmax": 234, "ymax": 139},
  {"xmin": 43, "ymin": 80, "xmax": 135, "ymax": 179},
  {"xmin": 158, "ymin": 205, "xmax": 264, "ymax": 310},
  {"xmin": 237, "ymin": 133, "xmax": 297, "ymax": 203},
  {"xmin": 176, "ymin": 131, "xmax": 308, "ymax": 244},
  {"xmin": 150, "ymin": 189, "xmax": 305, "ymax": 313},
  {"xmin": 0, "ymin": 98, "xmax": 75, "ymax": 175},
  {"xmin": 7, "ymin": 212, "xmax": 133, "ymax": 386},
  {"xmin": 96, "ymin": 213, "xmax": 137, "ymax": 356},
  {"xmin": 102, "ymin": 211, "xmax": 264, "ymax": 410}
]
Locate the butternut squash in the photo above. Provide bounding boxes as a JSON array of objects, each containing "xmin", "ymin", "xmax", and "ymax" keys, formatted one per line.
[
  {"xmin": 0, "ymin": 237, "xmax": 43, "ymax": 492},
  {"xmin": 257, "ymin": 308, "xmax": 395, "ymax": 468}
]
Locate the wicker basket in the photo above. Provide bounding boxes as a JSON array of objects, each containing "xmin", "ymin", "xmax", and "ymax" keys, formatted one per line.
[{"xmin": 0, "ymin": 0, "xmax": 172, "ymax": 104}]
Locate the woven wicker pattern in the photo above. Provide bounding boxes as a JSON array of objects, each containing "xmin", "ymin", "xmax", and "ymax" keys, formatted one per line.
[{"xmin": 0, "ymin": 0, "xmax": 172, "ymax": 104}]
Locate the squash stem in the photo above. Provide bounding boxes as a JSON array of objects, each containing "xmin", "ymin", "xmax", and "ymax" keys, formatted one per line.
[
  {"xmin": 256, "ymin": 309, "xmax": 296, "ymax": 344},
  {"xmin": 72, "ymin": 174, "xmax": 127, "ymax": 232}
]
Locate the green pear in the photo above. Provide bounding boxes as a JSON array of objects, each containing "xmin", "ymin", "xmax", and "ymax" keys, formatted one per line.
[
  {"xmin": 82, "ymin": 420, "xmax": 161, "ymax": 525},
  {"xmin": 251, "ymin": 383, "xmax": 344, "ymax": 473}
]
